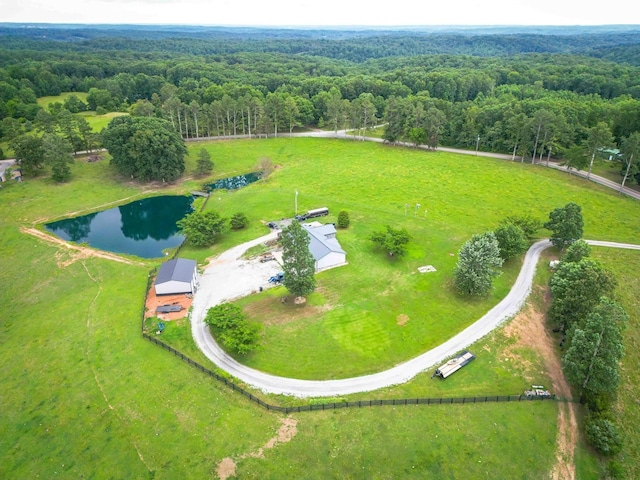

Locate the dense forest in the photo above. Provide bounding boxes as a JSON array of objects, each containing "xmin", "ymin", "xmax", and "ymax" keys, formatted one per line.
[{"xmin": 2, "ymin": 24, "xmax": 640, "ymax": 182}]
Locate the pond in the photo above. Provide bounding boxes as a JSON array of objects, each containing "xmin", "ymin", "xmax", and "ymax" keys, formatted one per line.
[
  {"xmin": 205, "ymin": 172, "xmax": 261, "ymax": 192},
  {"xmin": 45, "ymin": 195, "xmax": 194, "ymax": 258}
]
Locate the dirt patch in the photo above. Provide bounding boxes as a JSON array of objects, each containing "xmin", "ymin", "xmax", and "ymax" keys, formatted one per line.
[
  {"xmin": 504, "ymin": 286, "xmax": 577, "ymax": 480},
  {"xmin": 397, "ymin": 314, "xmax": 409, "ymax": 326},
  {"xmin": 22, "ymin": 227, "xmax": 144, "ymax": 266},
  {"xmin": 144, "ymin": 287, "xmax": 192, "ymax": 321},
  {"xmin": 216, "ymin": 417, "xmax": 298, "ymax": 480},
  {"xmin": 216, "ymin": 457, "xmax": 236, "ymax": 480}
]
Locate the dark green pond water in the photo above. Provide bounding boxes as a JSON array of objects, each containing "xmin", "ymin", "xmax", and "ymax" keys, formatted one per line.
[
  {"xmin": 45, "ymin": 195, "xmax": 194, "ymax": 259},
  {"xmin": 205, "ymin": 172, "xmax": 261, "ymax": 191}
]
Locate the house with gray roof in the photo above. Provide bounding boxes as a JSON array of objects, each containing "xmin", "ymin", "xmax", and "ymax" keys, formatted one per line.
[
  {"xmin": 154, "ymin": 258, "xmax": 199, "ymax": 295},
  {"xmin": 302, "ymin": 223, "xmax": 347, "ymax": 272}
]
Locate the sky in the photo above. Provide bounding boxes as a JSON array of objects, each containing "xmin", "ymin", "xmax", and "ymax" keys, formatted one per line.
[{"xmin": 1, "ymin": 0, "xmax": 639, "ymax": 27}]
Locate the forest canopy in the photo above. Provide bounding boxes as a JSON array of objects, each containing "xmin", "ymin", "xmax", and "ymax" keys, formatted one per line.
[{"xmin": 2, "ymin": 24, "xmax": 640, "ymax": 183}]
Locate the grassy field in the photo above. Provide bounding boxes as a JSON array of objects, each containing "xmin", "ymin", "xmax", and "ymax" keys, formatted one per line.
[
  {"xmin": 36, "ymin": 93, "xmax": 129, "ymax": 133},
  {"xmin": 174, "ymin": 138, "xmax": 640, "ymax": 381},
  {"xmin": 36, "ymin": 92, "xmax": 89, "ymax": 109},
  {"xmin": 2, "ymin": 137, "xmax": 638, "ymax": 478}
]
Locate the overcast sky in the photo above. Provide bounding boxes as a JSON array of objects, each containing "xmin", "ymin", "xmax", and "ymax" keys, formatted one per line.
[{"xmin": 1, "ymin": 0, "xmax": 639, "ymax": 26}]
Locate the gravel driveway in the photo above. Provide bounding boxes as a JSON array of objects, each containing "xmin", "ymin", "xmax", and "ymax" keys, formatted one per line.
[{"xmin": 191, "ymin": 238, "xmax": 640, "ymax": 397}]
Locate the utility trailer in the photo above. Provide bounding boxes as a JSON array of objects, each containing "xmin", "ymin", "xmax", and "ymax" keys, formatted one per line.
[
  {"xmin": 295, "ymin": 207, "xmax": 329, "ymax": 221},
  {"xmin": 432, "ymin": 351, "xmax": 476, "ymax": 379}
]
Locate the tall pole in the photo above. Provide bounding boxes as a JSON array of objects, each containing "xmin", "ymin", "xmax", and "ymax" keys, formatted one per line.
[{"xmin": 475, "ymin": 135, "xmax": 480, "ymax": 156}]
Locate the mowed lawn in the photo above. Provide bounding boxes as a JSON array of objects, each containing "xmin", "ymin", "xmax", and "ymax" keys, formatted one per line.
[
  {"xmin": 178, "ymin": 138, "xmax": 640, "ymax": 379},
  {"xmin": 1, "ymin": 137, "xmax": 637, "ymax": 478}
]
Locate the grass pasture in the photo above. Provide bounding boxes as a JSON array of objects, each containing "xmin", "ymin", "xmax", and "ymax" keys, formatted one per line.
[
  {"xmin": 36, "ymin": 92, "xmax": 89, "ymax": 109},
  {"xmin": 2, "ymin": 137, "xmax": 639, "ymax": 478},
  {"xmin": 178, "ymin": 138, "xmax": 640, "ymax": 381}
]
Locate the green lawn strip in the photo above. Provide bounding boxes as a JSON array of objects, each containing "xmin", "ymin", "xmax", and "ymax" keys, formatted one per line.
[
  {"xmin": 592, "ymin": 248, "xmax": 640, "ymax": 478},
  {"xmin": 236, "ymin": 402, "xmax": 557, "ymax": 479}
]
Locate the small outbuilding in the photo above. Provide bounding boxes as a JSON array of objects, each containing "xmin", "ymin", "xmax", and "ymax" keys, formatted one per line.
[
  {"xmin": 154, "ymin": 258, "xmax": 199, "ymax": 295},
  {"xmin": 302, "ymin": 223, "xmax": 347, "ymax": 272}
]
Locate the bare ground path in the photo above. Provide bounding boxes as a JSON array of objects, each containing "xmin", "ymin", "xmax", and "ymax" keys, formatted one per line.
[
  {"xmin": 505, "ymin": 297, "xmax": 577, "ymax": 480},
  {"xmin": 21, "ymin": 227, "xmax": 144, "ymax": 266}
]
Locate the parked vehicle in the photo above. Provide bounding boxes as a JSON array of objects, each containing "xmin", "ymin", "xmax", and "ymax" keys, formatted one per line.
[
  {"xmin": 295, "ymin": 207, "xmax": 329, "ymax": 221},
  {"xmin": 268, "ymin": 272, "xmax": 284, "ymax": 283}
]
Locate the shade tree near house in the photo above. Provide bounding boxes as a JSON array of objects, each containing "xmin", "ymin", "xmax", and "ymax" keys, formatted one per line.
[
  {"xmin": 280, "ymin": 220, "xmax": 316, "ymax": 299},
  {"xmin": 454, "ymin": 232, "xmax": 503, "ymax": 296}
]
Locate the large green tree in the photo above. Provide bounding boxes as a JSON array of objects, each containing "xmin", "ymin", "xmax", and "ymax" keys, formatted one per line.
[
  {"xmin": 493, "ymin": 222, "xmax": 528, "ymax": 261},
  {"xmin": 195, "ymin": 147, "xmax": 213, "ymax": 176},
  {"xmin": 369, "ymin": 225, "xmax": 411, "ymax": 257},
  {"xmin": 544, "ymin": 202, "xmax": 584, "ymax": 249},
  {"xmin": 42, "ymin": 133, "xmax": 73, "ymax": 183},
  {"xmin": 102, "ymin": 116, "xmax": 186, "ymax": 182},
  {"xmin": 11, "ymin": 135, "xmax": 46, "ymax": 176},
  {"xmin": 548, "ymin": 258, "xmax": 617, "ymax": 330},
  {"xmin": 562, "ymin": 297, "xmax": 627, "ymax": 398},
  {"xmin": 454, "ymin": 232, "xmax": 503, "ymax": 296},
  {"xmin": 280, "ymin": 221, "xmax": 316, "ymax": 299},
  {"xmin": 177, "ymin": 210, "xmax": 227, "ymax": 247},
  {"xmin": 204, "ymin": 303, "xmax": 260, "ymax": 355}
]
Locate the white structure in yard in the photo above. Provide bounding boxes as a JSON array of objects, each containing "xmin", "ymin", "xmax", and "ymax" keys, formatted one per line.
[
  {"xmin": 302, "ymin": 223, "xmax": 347, "ymax": 272},
  {"xmin": 154, "ymin": 258, "xmax": 199, "ymax": 295}
]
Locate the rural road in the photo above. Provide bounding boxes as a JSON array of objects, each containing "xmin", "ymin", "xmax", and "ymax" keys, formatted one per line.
[{"xmin": 191, "ymin": 236, "xmax": 640, "ymax": 397}]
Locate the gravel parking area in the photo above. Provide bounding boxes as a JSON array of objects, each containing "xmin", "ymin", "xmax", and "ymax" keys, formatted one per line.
[{"xmin": 190, "ymin": 231, "xmax": 282, "ymax": 323}]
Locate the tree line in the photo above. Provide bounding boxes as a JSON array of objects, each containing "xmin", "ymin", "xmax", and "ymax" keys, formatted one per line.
[{"xmin": 2, "ymin": 29, "xmax": 640, "ymax": 185}]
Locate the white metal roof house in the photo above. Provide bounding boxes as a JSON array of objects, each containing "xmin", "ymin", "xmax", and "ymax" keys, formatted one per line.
[
  {"xmin": 154, "ymin": 258, "xmax": 199, "ymax": 295},
  {"xmin": 302, "ymin": 223, "xmax": 347, "ymax": 272}
]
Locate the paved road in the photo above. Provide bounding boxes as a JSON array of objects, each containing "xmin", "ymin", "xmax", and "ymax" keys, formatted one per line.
[{"xmin": 191, "ymin": 237, "xmax": 640, "ymax": 397}]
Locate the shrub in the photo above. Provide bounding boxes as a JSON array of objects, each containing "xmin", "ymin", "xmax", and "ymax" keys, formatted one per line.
[
  {"xmin": 204, "ymin": 303, "xmax": 261, "ymax": 355},
  {"xmin": 493, "ymin": 222, "xmax": 528, "ymax": 260},
  {"xmin": 369, "ymin": 225, "xmax": 411, "ymax": 257},
  {"xmin": 585, "ymin": 415, "xmax": 623, "ymax": 456},
  {"xmin": 337, "ymin": 210, "xmax": 350, "ymax": 228},
  {"xmin": 177, "ymin": 210, "xmax": 228, "ymax": 246},
  {"xmin": 96, "ymin": 106, "xmax": 107, "ymax": 115},
  {"xmin": 454, "ymin": 232, "xmax": 503, "ymax": 296},
  {"xmin": 501, "ymin": 214, "xmax": 542, "ymax": 239},
  {"xmin": 230, "ymin": 212, "xmax": 249, "ymax": 230}
]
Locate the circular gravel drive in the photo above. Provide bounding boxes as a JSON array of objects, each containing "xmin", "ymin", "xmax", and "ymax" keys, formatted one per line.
[{"xmin": 191, "ymin": 237, "xmax": 639, "ymax": 397}]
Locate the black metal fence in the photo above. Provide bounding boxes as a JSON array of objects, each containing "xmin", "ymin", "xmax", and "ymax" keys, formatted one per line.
[{"xmin": 141, "ymin": 331, "xmax": 558, "ymax": 414}]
